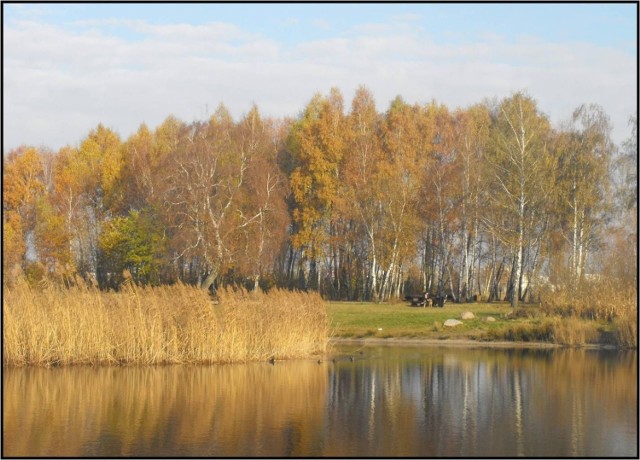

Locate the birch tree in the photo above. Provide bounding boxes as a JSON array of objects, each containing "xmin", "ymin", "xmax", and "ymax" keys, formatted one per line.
[
  {"xmin": 453, "ymin": 104, "xmax": 491, "ymax": 301},
  {"xmin": 235, "ymin": 107, "xmax": 289, "ymax": 290},
  {"xmin": 556, "ymin": 104, "xmax": 613, "ymax": 290},
  {"xmin": 163, "ymin": 106, "xmax": 245, "ymax": 291},
  {"xmin": 287, "ymin": 89, "xmax": 345, "ymax": 290},
  {"xmin": 341, "ymin": 86, "xmax": 385, "ymax": 299},
  {"xmin": 419, "ymin": 102, "xmax": 458, "ymax": 300},
  {"xmin": 376, "ymin": 97, "xmax": 424, "ymax": 300},
  {"xmin": 3, "ymin": 146, "xmax": 46, "ymax": 275},
  {"xmin": 484, "ymin": 93, "xmax": 552, "ymax": 308}
]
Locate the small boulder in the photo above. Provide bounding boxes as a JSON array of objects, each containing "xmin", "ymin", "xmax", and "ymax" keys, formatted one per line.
[
  {"xmin": 443, "ymin": 319, "xmax": 463, "ymax": 328},
  {"xmin": 461, "ymin": 311, "xmax": 475, "ymax": 320},
  {"xmin": 485, "ymin": 316, "xmax": 496, "ymax": 322}
]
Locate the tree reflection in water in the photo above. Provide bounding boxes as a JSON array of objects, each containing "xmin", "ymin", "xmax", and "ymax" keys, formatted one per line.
[
  {"xmin": 3, "ymin": 347, "xmax": 637, "ymax": 457},
  {"xmin": 323, "ymin": 347, "xmax": 636, "ymax": 457}
]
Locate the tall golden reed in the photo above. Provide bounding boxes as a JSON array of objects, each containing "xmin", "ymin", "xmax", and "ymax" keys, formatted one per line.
[
  {"xmin": 540, "ymin": 278, "xmax": 637, "ymax": 348},
  {"xmin": 3, "ymin": 278, "xmax": 329, "ymax": 367}
]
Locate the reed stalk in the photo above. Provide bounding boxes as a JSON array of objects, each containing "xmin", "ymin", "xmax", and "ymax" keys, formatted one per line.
[
  {"xmin": 540, "ymin": 278, "xmax": 637, "ymax": 348},
  {"xmin": 3, "ymin": 278, "xmax": 328, "ymax": 367}
]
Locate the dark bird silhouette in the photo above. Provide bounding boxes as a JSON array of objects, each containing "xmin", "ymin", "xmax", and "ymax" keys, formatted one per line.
[{"xmin": 268, "ymin": 357, "xmax": 275, "ymax": 365}]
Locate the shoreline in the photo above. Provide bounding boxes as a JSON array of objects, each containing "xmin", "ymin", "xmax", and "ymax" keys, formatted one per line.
[{"xmin": 329, "ymin": 336, "xmax": 620, "ymax": 350}]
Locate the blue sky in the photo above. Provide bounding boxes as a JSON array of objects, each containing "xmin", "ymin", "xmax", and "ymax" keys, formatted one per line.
[
  {"xmin": 5, "ymin": 3, "xmax": 636, "ymax": 47},
  {"xmin": 3, "ymin": 3, "xmax": 637, "ymax": 150}
]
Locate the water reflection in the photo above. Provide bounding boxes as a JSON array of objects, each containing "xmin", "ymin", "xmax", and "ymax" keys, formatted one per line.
[
  {"xmin": 323, "ymin": 347, "xmax": 637, "ymax": 457},
  {"xmin": 3, "ymin": 362, "xmax": 327, "ymax": 457},
  {"xmin": 3, "ymin": 347, "xmax": 637, "ymax": 457}
]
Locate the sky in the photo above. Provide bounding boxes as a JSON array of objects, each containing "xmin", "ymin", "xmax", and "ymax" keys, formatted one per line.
[{"xmin": 3, "ymin": 3, "xmax": 637, "ymax": 151}]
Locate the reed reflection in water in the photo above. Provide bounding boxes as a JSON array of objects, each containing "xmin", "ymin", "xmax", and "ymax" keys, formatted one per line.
[
  {"xmin": 3, "ymin": 347, "xmax": 637, "ymax": 457},
  {"xmin": 3, "ymin": 362, "xmax": 328, "ymax": 457}
]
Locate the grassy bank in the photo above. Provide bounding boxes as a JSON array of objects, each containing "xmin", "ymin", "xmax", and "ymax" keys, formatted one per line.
[
  {"xmin": 4, "ymin": 277, "xmax": 635, "ymax": 367},
  {"xmin": 328, "ymin": 301, "xmax": 509, "ymax": 340},
  {"xmin": 328, "ymin": 298, "xmax": 637, "ymax": 348},
  {"xmin": 3, "ymin": 278, "xmax": 328, "ymax": 367}
]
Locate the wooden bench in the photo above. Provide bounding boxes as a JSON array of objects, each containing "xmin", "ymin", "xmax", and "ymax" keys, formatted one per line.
[
  {"xmin": 404, "ymin": 294, "xmax": 446, "ymax": 308},
  {"xmin": 404, "ymin": 295, "xmax": 433, "ymax": 307}
]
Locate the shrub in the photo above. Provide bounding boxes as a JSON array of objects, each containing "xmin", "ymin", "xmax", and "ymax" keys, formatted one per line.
[
  {"xmin": 538, "ymin": 277, "xmax": 637, "ymax": 348},
  {"xmin": 540, "ymin": 278, "xmax": 634, "ymax": 322},
  {"xmin": 486, "ymin": 321, "xmax": 554, "ymax": 342},
  {"xmin": 613, "ymin": 307, "xmax": 638, "ymax": 348},
  {"xmin": 549, "ymin": 317, "xmax": 600, "ymax": 346}
]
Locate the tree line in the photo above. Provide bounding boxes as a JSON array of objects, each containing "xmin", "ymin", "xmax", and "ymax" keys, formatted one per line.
[{"xmin": 3, "ymin": 87, "xmax": 637, "ymax": 306}]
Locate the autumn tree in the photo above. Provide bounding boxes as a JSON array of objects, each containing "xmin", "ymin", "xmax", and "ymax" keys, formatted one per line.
[
  {"xmin": 616, "ymin": 115, "xmax": 638, "ymax": 212},
  {"xmin": 233, "ymin": 107, "xmax": 289, "ymax": 290},
  {"xmin": 117, "ymin": 123, "xmax": 156, "ymax": 212},
  {"xmin": 3, "ymin": 212, "xmax": 25, "ymax": 280},
  {"xmin": 115, "ymin": 116, "xmax": 184, "ymax": 215},
  {"xmin": 98, "ymin": 209, "xmax": 166, "ymax": 287},
  {"xmin": 484, "ymin": 93, "xmax": 553, "ymax": 308},
  {"xmin": 340, "ymin": 86, "xmax": 384, "ymax": 299},
  {"xmin": 76, "ymin": 124, "xmax": 124, "ymax": 215},
  {"xmin": 2, "ymin": 147, "xmax": 46, "ymax": 276},
  {"xmin": 161, "ymin": 105, "xmax": 286, "ymax": 291},
  {"xmin": 49, "ymin": 146, "xmax": 91, "ymax": 278},
  {"xmin": 601, "ymin": 115, "xmax": 637, "ymax": 286},
  {"xmin": 419, "ymin": 102, "xmax": 460, "ymax": 300},
  {"xmin": 3, "ymin": 147, "xmax": 46, "ymax": 214},
  {"xmin": 287, "ymin": 88, "xmax": 345, "ymax": 290},
  {"xmin": 451, "ymin": 104, "xmax": 491, "ymax": 301},
  {"xmin": 553, "ymin": 104, "xmax": 614, "ymax": 291},
  {"xmin": 162, "ymin": 107, "xmax": 233, "ymax": 290},
  {"xmin": 33, "ymin": 197, "xmax": 71, "ymax": 276},
  {"xmin": 46, "ymin": 125, "xmax": 123, "ymax": 282},
  {"xmin": 373, "ymin": 97, "xmax": 425, "ymax": 300}
]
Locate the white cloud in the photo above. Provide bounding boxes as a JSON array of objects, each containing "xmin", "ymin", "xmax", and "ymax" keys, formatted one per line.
[{"xmin": 3, "ymin": 16, "xmax": 636, "ymax": 152}]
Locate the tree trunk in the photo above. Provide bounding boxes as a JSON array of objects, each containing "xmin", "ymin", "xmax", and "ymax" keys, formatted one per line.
[
  {"xmin": 459, "ymin": 224, "xmax": 469, "ymax": 302},
  {"xmin": 511, "ymin": 187, "xmax": 525, "ymax": 309},
  {"xmin": 200, "ymin": 267, "xmax": 218, "ymax": 292}
]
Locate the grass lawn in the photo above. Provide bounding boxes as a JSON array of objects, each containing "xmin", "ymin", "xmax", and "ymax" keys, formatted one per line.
[
  {"xmin": 327, "ymin": 300, "xmax": 517, "ymax": 340},
  {"xmin": 326, "ymin": 300, "xmax": 616, "ymax": 346}
]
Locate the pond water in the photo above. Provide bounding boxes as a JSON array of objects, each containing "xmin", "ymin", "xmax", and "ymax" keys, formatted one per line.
[{"xmin": 3, "ymin": 345, "xmax": 637, "ymax": 457}]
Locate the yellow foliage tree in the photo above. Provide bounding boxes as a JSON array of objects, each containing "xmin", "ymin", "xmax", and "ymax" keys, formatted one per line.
[
  {"xmin": 288, "ymin": 88, "xmax": 345, "ymax": 288},
  {"xmin": 2, "ymin": 146, "xmax": 47, "ymax": 275}
]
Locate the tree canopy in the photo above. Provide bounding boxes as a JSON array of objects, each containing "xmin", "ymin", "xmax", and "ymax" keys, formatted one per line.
[{"xmin": 3, "ymin": 87, "xmax": 636, "ymax": 303}]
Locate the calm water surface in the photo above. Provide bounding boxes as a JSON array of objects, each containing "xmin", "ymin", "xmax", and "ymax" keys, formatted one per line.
[{"xmin": 3, "ymin": 346, "xmax": 637, "ymax": 457}]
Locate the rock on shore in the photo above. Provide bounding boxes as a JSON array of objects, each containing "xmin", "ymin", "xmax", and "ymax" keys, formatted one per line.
[{"xmin": 444, "ymin": 319, "xmax": 463, "ymax": 327}]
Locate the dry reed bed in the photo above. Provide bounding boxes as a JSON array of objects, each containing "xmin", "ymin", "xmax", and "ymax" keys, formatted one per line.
[
  {"xmin": 3, "ymin": 279, "xmax": 329, "ymax": 367},
  {"xmin": 537, "ymin": 279, "xmax": 637, "ymax": 348}
]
